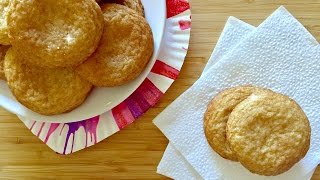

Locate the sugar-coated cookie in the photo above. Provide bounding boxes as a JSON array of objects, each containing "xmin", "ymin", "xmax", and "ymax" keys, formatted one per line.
[
  {"xmin": 121, "ymin": 0, "xmax": 144, "ymax": 17},
  {"xmin": 4, "ymin": 48, "xmax": 93, "ymax": 115},
  {"xmin": 227, "ymin": 90, "xmax": 311, "ymax": 176},
  {"xmin": 204, "ymin": 86, "xmax": 258, "ymax": 161},
  {"xmin": 103, "ymin": 0, "xmax": 145, "ymax": 16},
  {"xmin": 7, "ymin": 0, "xmax": 104, "ymax": 67},
  {"xmin": 0, "ymin": 45, "xmax": 9, "ymax": 79},
  {"xmin": 76, "ymin": 4, "xmax": 153, "ymax": 87},
  {"xmin": 0, "ymin": 0, "xmax": 10, "ymax": 45}
]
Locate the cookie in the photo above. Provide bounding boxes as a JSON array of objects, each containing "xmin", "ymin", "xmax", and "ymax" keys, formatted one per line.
[
  {"xmin": 104, "ymin": 0, "xmax": 145, "ymax": 16},
  {"xmin": 76, "ymin": 4, "xmax": 153, "ymax": 87},
  {"xmin": 7, "ymin": 0, "xmax": 104, "ymax": 68},
  {"xmin": 227, "ymin": 90, "xmax": 311, "ymax": 176},
  {"xmin": 0, "ymin": 0, "xmax": 10, "ymax": 45},
  {"xmin": 204, "ymin": 86, "xmax": 265, "ymax": 161},
  {"xmin": 0, "ymin": 45, "xmax": 9, "ymax": 79},
  {"xmin": 4, "ymin": 48, "xmax": 93, "ymax": 115},
  {"xmin": 121, "ymin": 0, "xmax": 144, "ymax": 17}
]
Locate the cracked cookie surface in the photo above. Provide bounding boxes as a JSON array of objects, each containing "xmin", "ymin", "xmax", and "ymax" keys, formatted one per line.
[
  {"xmin": 76, "ymin": 4, "xmax": 153, "ymax": 87},
  {"xmin": 227, "ymin": 90, "xmax": 311, "ymax": 176},
  {"xmin": 4, "ymin": 48, "xmax": 93, "ymax": 115},
  {"xmin": 7, "ymin": 0, "xmax": 104, "ymax": 67}
]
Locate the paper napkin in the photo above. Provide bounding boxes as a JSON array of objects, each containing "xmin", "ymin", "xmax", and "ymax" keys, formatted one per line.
[
  {"xmin": 157, "ymin": 143, "xmax": 203, "ymax": 179},
  {"xmin": 154, "ymin": 6, "xmax": 320, "ymax": 180},
  {"xmin": 202, "ymin": 17, "xmax": 255, "ymax": 73},
  {"xmin": 157, "ymin": 17, "xmax": 255, "ymax": 179}
]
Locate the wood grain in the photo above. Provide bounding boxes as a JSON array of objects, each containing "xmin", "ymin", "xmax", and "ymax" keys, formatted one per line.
[{"xmin": 0, "ymin": 0, "xmax": 319, "ymax": 179}]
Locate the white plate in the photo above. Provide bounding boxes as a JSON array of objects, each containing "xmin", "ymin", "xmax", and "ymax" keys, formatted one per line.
[{"xmin": 0, "ymin": 0, "xmax": 166, "ymax": 123}]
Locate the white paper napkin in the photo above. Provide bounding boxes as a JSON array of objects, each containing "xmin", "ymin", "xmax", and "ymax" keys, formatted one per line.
[
  {"xmin": 202, "ymin": 17, "xmax": 255, "ymax": 73},
  {"xmin": 157, "ymin": 16, "xmax": 318, "ymax": 180},
  {"xmin": 154, "ymin": 6, "xmax": 320, "ymax": 180},
  {"xmin": 158, "ymin": 143, "xmax": 203, "ymax": 179},
  {"xmin": 157, "ymin": 16, "xmax": 255, "ymax": 180}
]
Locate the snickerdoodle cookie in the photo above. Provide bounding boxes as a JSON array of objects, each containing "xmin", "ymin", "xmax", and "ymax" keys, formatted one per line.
[
  {"xmin": 227, "ymin": 90, "xmax": 311, "ymax": 176},
  {"xmin": 0, "ymin": 45, "xmax": 9, "ymax": 79},
  {"xmin": 7, "ymin": 0, "xmax": 104, "ymax": 67},
  {"xmin": 4, "ymin": 48, "xmax": 93, "ymax": 115},
  {"xmin": 76, "ymin": 4, "xmax": 153, "ymax": 87},
  {"xmin": 0, "ymin": 0, "xmax": 10, "ymax": 45},
  {"xmin": 104, "ymin": 0, "xmax": 145, "ymax": 16},
  {"xmin": 204, "ymin": 86, "xmax": 271, "ymax": 161}
]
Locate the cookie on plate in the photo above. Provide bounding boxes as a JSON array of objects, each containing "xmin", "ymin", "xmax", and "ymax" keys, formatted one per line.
[
  {"xmin": 0, "ymin": 45, "xmax": 9, "ymax": 79},
  {"xmin": 76, "ymin": 4, "xmax": 153, "ymax": 87},
  {"xmin": 0, "ymin": 0, "xmax": 10, "ymax": 45},
  {"xmin": 104, "ymin": 0, "xmax": 145, "ymax": 16},
  {"xmin": 7, "ymin": 0, "xmax": 104, "ymax": 68},
  {"xmin": 227, "ymin": 90, "xmax": 311, "ymax": 176},
  {"xmin": 121, "ymin": 0, "xmax": 144, "ymax": 17},
  {"xmin": 4, "ymin": 48, "xmax": 93, "ymax": 115},
  {"xmin": 204, "ymin": 86, "xmax": 268, "ymax": 161}
]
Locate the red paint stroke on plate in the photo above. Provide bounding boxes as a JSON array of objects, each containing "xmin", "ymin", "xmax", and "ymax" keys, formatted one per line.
[
  {"xmin": 151, "ymin": 60, "xmax": 180, "ymax": 80},
  {"xmin": 30, "ymin": 121, "xmax": 36, "ymax": 130},
  {"xmin": 135, "ymin": 79, "xmax": 163, "ymax": 106},
  {"xmin": 36, "ymin": 122, "xmax": 45, "ymax": 137},
  {"xmin": 44, "ymin": 123, "xmax": 60, "ymax": 143},
  {"xmin": 179, "ymin": 20, "xmax": 191, "ymax": 30},
  {"xmin": 113, "ymin": 79, "xmax": 163, "ymax": 129},
  {"xmin": 167, "ymin": 0, "xmax": 190, "ymax": 18},
  {"xmin": 112, "ymin": 102, "xmax": 135, "ymax": 130}
]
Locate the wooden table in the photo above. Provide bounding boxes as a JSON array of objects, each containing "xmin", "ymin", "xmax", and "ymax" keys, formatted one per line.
[{"xmin": 0, "ymin": 0, "xmax": 319, "ymax": 179}]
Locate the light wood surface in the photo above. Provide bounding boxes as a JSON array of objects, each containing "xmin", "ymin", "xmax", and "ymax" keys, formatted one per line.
[{"xmin": 0, "ymin": 0, "xmax": 319, "ymax": 179}]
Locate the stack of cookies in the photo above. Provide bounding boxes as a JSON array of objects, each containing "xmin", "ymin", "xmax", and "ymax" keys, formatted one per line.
[
  {"xmin": 204, "ymin": 86, "xmax": 311, "ymax": 176},
  {"xmin": 0, "ymin": 0, "xmax": 153, "ymax": 115}
]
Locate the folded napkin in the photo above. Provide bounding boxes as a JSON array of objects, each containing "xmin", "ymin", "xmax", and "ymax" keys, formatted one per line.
[
  {"xmin": 157, "ymin": 15, "xmax": 318, "ymax": 180},
  {"xmin": 157, "ymin": 16, "xmax": 255, "ymax": 180},
  {"xmin": 154, "ymin": 6, "xmax": 320, "ymax": 180},
  {"xmin": 158, "ymin": 143, "xmax": 203, "ymax": 179}
]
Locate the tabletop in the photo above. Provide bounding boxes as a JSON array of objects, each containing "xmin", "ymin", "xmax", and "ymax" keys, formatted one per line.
[{"xmin": 0, "ymin": 0, "xmax": 319, "ymax": 179}]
